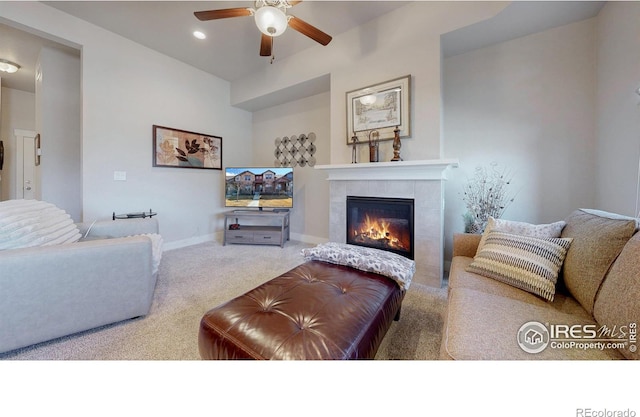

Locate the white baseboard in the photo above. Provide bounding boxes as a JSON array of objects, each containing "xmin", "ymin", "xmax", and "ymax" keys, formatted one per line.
[
  {"xmin": 162, "ymin": 231, "xmax": 326, "ymax": 251},
  {"xmin": 290, "ymin": 232, "xmax": 328, "ymax": 245},
  {"xmin": 162, "ymin": 232, "xmax": 221, "ymax": 252}
]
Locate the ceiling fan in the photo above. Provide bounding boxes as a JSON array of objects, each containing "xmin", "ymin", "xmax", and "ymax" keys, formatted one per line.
[{"xmin": 194, "ymin": 0, "xmax": 332, "ymax": 59}]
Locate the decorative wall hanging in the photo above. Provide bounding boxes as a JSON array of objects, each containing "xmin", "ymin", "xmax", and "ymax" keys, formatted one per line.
[
  {"xmin": 274, "ymin": 132, "xmax": 317, "ymax": 167},
  {"xmin": 34, "ymin": 134, "xmax": 41, "ymax": 166},
  {"xmin": 346, "ymin": 75, "xmax": 411, "ymax": 145},
  {"xmin": 153, "ymin": 125, "xmax": 222, "ymax": 170}
]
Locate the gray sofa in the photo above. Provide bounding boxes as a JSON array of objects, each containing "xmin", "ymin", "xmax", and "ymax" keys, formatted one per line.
[
  {"xmin": 0, "ymin": 218, "xmax": 160, "ymax": 354},
  {"xmin": 440, "ymin": 209, "xmax": 639, "ymax": 360}
]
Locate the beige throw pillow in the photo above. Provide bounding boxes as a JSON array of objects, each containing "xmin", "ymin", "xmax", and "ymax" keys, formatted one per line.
[{"xmin": 476, "ymin": 217, "xmax": 567, "ymax": 255}]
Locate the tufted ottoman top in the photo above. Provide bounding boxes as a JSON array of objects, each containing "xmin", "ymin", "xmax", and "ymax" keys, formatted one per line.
[{"xmin": 199, "ymin": 260, "xmax": 405, "ymax": 360}]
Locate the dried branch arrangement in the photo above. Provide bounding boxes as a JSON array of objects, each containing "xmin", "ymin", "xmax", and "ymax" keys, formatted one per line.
[{"xmin": 462, "ymin": 162, "xmax": 515, "ymax": 233}]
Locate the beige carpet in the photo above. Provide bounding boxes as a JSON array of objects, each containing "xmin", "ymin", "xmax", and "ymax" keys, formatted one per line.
[{"xmin": 0, "ymin": 240, "xmax": 447, "ymax": 360}]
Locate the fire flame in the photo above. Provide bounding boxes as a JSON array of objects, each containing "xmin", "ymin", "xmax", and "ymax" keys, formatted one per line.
[{"xmin": 352, "ymin": 214, "xmax": 407, "ymax": 250}]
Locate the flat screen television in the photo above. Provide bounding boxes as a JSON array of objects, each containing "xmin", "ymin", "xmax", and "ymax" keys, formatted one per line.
[{"xmin": 225, "ymin": 167, "xmax": 294, "ymax": 210}]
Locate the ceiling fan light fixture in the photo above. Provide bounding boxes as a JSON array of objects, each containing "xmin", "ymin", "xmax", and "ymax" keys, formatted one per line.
[
  {"xmin": 0, "ymin": 59, "xmax": 20, "ymax": 74},
  {"xmin": 254, "ymin": 6, "xmax": 288, "ymax": 37}
]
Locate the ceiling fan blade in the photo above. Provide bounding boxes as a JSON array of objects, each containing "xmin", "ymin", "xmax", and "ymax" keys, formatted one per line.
[
  {"xmin": 287, "ymin": 1, "xmax": 303, "ymax": 6},
  {"xmin": 194, "ymin": 8, "xmax": 252, "ymax": 21},
  {"xmin": 260, "ymin": 34, "xmax": 273, "ymax": 57},
  {"xmin": 288, "ymin": 16, "xmax": 332, "ymax": 46}
]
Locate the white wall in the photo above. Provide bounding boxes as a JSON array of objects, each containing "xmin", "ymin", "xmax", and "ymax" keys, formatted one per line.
[
  {"xmin": 8, "ymin": 1, "xmax": 634, "ymax": 258},
  {"xmin": 442, "ymin": 18, "xmax": 598, "ymax": 260},
  {"xmin": 1, "ymin": 2, "xmax": 253, "ymax": 248},
  {"xmin": 595, "ymin": 1, "xmax": 640, "ymax": 217},
  {"xmin": 36, "ymin": 46, "xmax": 82, "ymax": 221},
  {"xmin": 0, "ymin": 87, "xmax": 35, "ymax": 201},
  {"xmin": 80, "ymin": 32, "xmax": 252, "ymax": 247},
  {"xmin": 0, "ymin": 1, "xmax": 507, "ymax": 251},
  {"xmin": 252, "ymin": 92, "xmax": 330, "ymax": 243},
  {"xmin": 233, "ymin": 1, "xmax": 508, "ymax": 163},
  {"xmin": 240, "ymin": 1, "xmax": 507, "ymax": 252}
]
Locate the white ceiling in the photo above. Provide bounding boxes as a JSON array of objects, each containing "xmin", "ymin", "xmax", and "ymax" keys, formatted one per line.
[
  {"xmin": 0, "ymin": 21, "xmax": 79, "ymax": 93},
  {"xmin": 45, "ymin": 0, "xmax": 412, "ymax": 81},
  {"xmin": 0, "ymin": 1, "xmax": 605, "ymax": 95},
  {"xmin": 441, "ymin": 0, "xmax": 605, "ymax": 57}
]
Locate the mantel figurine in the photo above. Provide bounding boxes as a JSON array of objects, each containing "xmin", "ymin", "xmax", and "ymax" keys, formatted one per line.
[{"xmin": 391, "ymin": 126, "xmax": 402, "ymax": 161}]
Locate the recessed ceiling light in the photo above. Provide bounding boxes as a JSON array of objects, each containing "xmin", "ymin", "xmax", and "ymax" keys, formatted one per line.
[
  {"xmin": 193, "ymin": 31, "xmax": 206, "ymax": 40},
  {"xmin": 0, "ymin": 59, "xmax": 20, "ymax": 73}
]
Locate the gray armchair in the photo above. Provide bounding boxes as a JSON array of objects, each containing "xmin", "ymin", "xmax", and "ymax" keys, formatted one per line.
[{"xmin": 0, "ymin": 218, "xmax": 160, "ymax": 354}]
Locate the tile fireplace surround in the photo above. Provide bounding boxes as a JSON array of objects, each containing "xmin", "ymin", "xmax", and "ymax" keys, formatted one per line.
[{"xmin": 315, "ymin": 159, "xmax": 459, "ymax": 288}]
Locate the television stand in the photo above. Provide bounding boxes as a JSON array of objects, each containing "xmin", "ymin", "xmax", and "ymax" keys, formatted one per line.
[{"xmin": 223, "ymin": 210, "xmax": 290, "ymax": 247}]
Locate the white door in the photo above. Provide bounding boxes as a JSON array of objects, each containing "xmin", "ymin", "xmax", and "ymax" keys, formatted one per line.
[{"xmin": 14, "ymin": 129, "xmax": 38, "ymax": 200}]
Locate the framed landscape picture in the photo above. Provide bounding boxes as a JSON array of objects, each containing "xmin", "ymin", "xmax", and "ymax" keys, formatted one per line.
[
  {"xmin": 346, "ymin": 75, "xmax": 411, "ymax": 144},
  {"xmin": 153, "ymin": 125, "xmax": 222, "ymax": 170}
]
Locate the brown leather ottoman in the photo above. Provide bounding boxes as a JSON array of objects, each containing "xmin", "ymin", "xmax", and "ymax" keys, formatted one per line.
[{"xmin": 198, "ymin": 260, "xmax": 405, "ymax": 360}]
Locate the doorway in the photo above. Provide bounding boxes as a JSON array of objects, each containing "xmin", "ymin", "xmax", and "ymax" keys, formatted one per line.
[{"xmin": 14, "ymin": 129, "xmax": 38, "ymax": 200}]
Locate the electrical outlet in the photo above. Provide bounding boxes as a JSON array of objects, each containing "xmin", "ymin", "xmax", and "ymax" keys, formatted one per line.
[{"xmin": 114, "ymin": 171, "xmax": 127, "ymax": 181}]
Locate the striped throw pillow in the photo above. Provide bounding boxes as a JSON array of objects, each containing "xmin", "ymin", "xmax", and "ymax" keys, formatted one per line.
[{"xmin": 466, "ymin": 231, "xmax": 573, "ymax": 301}]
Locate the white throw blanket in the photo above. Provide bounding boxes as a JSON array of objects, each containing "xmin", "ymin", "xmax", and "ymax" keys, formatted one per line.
[
  {"xmin": 301, "ymin": 242, "xmax": 415, "ymax": 291},
  {"xmin": 136, "ymin": 233, "xmax": 163, "ymax": 276},
  {"xmin": 0, "ymin": 199, "xmax": 81, "ymax": 250}
]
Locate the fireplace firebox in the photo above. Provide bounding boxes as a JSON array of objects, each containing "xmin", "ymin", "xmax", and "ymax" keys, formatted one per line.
[{"xmin": 346, "ymin": 196, "xmax": 414, "ymax": 260}]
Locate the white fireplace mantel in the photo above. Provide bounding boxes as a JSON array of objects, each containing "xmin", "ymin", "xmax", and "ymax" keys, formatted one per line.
[
  {"xmin": 317, "ymin": 158, "xmax": 459, "ymax": 287},
  {"xmin": 315, "ymin": 159, "xmax": 459, "ymax": 181}
]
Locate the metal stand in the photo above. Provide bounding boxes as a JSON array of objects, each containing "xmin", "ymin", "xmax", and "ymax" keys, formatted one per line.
[{"xmin": 113, "ymin": 209, "xmax": 157, "ymax": 220}]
